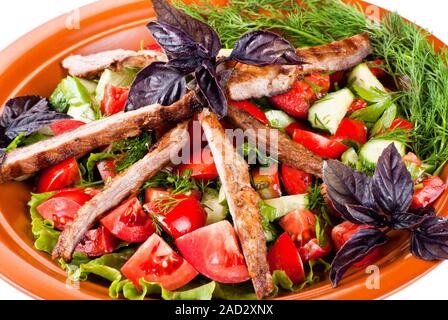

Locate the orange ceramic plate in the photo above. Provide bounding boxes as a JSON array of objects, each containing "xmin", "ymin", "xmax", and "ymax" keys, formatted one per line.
[{"xmin": 0, "ymin": 0, "xmax": 447, "ymax": 300}]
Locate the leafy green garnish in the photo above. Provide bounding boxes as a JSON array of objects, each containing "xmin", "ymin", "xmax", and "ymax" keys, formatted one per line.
[
  {"xmin": 28, "ymin": 192, "xmax": 60, "ymax": 254},
  {"xmin": 61, "ymin": 249, "xmax": 134, "ymax": 282},
  {"xmin": 110, "ymin": 279, "xmax": 217, "ymax": 300},
  {"xmin": 239, "ymin": 142, "xmax": 278, "ymax": 167},
  {"xmin": 110, "ymin": 132, "xmax": 153, "ymax": 172},
  {"xmin": 259, "ymin": 200, "xmax": 279, "ymax": 242},
  {"xmin": 143, "ymin": 169, "xmax": 203, "ymax": 195}
]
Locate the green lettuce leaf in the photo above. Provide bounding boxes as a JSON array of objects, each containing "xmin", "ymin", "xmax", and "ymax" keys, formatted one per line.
[
  {"xmin": 28, "ymin": 192, "xmax": 60, "ymax": 254},
  {"xmin": 110, "ymin": 279, "xmax": 217, "ymax": 300},
  {"xmin": 258, "ymin": 201, "xmax": 279, "ymax": 242},
  {"xmin": 62, "ymin": 249, "xmax": 134, "ymax": 282}
]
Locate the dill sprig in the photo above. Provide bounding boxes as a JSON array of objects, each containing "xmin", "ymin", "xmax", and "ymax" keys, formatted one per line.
[
  {"xmin": 175, "ymin": 0, "xmax": 448, "ymax": 171},
  {"xmin": 142, "ymin": 169, "xmax": 201, "ymax": 194},
  {"xmin": 109, "ymin": 132, "xmax": 153, "ymax": 172}
]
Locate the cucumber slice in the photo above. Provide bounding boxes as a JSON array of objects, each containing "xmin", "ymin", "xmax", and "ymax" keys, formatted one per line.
[
  {"xmin": 341, "ymin": 148, "xmax": 359, "ymax": 168},
  {"xmin": 95, "ymin": 68, "xmax": 138, "ymax": 104},
  {"xmin": 348, "ymin": 63, "xmax": 385, "ymax": 92},
  {"xmin": 67, "ymin": 103, "xmax": 96, "ymax": 122},
  {"xmin": 308, "ymin": 88, "xmax": 355, "ymax": 134},
  {"xmin": 218, "ymin": 185, "xmax": 226, "ymax": 205},
  {"xmin": 359, "ymin": 139, "xmax": 406, "ymax": 168},
  {"xmin": 264, "ymin": 194, "xmax": 308, "ymax": 221},
  {"xmin": 78, "ymin": 78, "xmax": 97, "ymax": 95},
  {"xmin": 202, "ymin": 188, "xmax": 228, "ymax": 225},
  {"xmin": 50, "ymin": 76, "xmax": 93, "ymax": 114},
  {"xmin": 264, "ymin": 109, "xmax": 295, "ymax": 129}
]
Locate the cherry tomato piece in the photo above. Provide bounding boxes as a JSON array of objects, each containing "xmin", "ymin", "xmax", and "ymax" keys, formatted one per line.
[
  {"xmin": 292, "ymin": 129, "xmax": 348, "ymax": 159},
  {"xmin": 101, "ymin": 197, "xmax": 155, "ymax": 243},
  {"xmin": 101, "ymin": 84, "xmax": 129, "ymax": 116},
  {"xmin": 279, "ymin": 209, "xmax": 316, "ymax": 246},
  {"xmin": 176, "ymin": 146, "xmax": 219, "ymax": 180},
  {"xmin": 121, "ymin": 233, "xmax": 198, "ymax": 290},
  {"xmin": 144, "ymin": 194, "xmax": 207, "ymax": 239},
  {"xmin": 389, "ymin": 118, "xmax": 413, "ymax": 131},
  {"xmin": 37, "ymin": 158, "xmax": 80, "ymax": 193},
  {"xmin": 97, "ymin": 159, "xmax": 117, "ymax": 181},
  {"xmin": 176, "ymin": 220, "xmax": 250, "ymax": 284},
  {"xmin": 36, "ymin": 188, "xmax": 93, "ymax": 230},
  {"xmin": 411, "ymin": 176, "xmax": 447, "ymax": 209},
  {"xmin": 267, "ymin": 233, "xmax": 306, "ymax": 284},
  {"xmin": 348, "ymin": 98, "xmax": 368, "ymax": 114},
  {"xmin": 49, "ymin": 119, "xmax": 85, "ymax": 136},
  {"xmin": 334, "ymin": 118, "xmax": 368, "ymax": 145},
  {"xmin": 281, "ymin": 164, "xmax": 313, "ymax": 195},
  {"xmin": 298, "ymin": 238, "xmax": 332, "ymax": 262},
  {"xmin": 229, "ymin": 100, "xmax": 269, "ymax": 124},
  {"xmin": 76, "ymin": 225, "xmax": 119, "ymax": 257}
]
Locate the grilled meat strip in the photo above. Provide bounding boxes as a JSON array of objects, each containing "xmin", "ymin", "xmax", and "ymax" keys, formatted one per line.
[
  {"xmin": 198, "ymin": 109, "xmax": 274, "ymax": 299},
  {"xmin": 62, "ymin": 49, "xmax": 167, "ymax": 79},
  {"xmin": 227, "ymin": 33, "xmax": 372, "ymax": 100},
  {"xmin": 226, "ymin": 105, "xmax": 323, "ymax": 177},
  {"xmin": 53, "ymin": 121, "xmax": 190, "ymax": 261},
  {"xmin": 0, "ymin": 93, "xmax": 199, "ymax": 184}
]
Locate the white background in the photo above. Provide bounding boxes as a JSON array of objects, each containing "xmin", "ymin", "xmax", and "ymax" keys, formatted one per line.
[{"xmin": 0, "ymin": 0, "xmax": 447, "ymax": 300}]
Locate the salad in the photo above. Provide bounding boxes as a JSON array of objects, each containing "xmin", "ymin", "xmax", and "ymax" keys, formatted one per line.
[{"xmin": 1, "ymin": 0, "xmax": 448, "ymax": 300}]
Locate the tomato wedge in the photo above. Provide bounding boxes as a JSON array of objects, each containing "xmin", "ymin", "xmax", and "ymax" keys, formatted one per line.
[
  {"xmin": 49, "ymin": 119, "xmax": 85, "ymax": 136},
  {"xmin": 101, "ymin": 84, "xmax": 129, "ymax": 116},
  {"xmin": 269, "ymin": 80, "xmax": 313, "ymax": 119},
  {"xmin": 176, "ymin": 146, "xmax": 219, "ymax": 180},
  {"xmin": 269, "ymin": 74, "xmax": 329, "ymax": 119},
  {"xmin": 292, "ymin": 129, "xmax": 348, "ymax": 159},
  {"xmin": 369, "ymin": 59, "xmax": 387, "ymax": 78},
  {"xmin": 97, "ymin": 159, "xmax": 117, "ymax": 181},
  {"xmin": 251, "ymin": 164, "xmax": 282, "ymax": 200},
  {"xmin": 305, "ymin": 73, "xmax": 331, "ymax": 100},
  {"xmin": 389, "ymin": 118, "xmax": 413, "ymax": 131},
  {"xmin": 145, "ymin": 188, "xmax": 171, "ymax": 203},
  {"xmin": 279, "ymin": 209, "xmax": 316, "ymax": 246},
  {"xmin": 332, "ymin": 221, "xmax": 381, "ymax": 267},
  {"xmin": 285, "ymin": 121, "xmax": 310, "ymax": 137},
  {"xmin": 144, "ymin": 194, "xmax": 207, "ymax": 239},
  {"xmin": 411, "ymin": 176, "xmax": 447, "ymax": 209},
  {"xmin": 100, "ymin": 197, "xmax": 155, "ymax": 243},
  {"xmin": 176, "ymin": 220, "xmax": 250, "ymax": 284},
  {"xmin": 267, "ymin": 233, "xmax": 305, "ymax": 284},
  {"xmin": 121, "ymin": 233, "xmax": 198, "ymax": 290},
  {"xmin": 37, "ymin": 188, "xmax": 93, "ymax": 230},
  {"xmin": 334, "ymin": 118, "xmax": 368, "ymax": 145},
  {"xmin": 144, "ymin": 42, "xmax": 163, "ymax": 52},
  {"xmin": 281, "ymin": 164, "xmax": 313, "ymax": 195},
  {"xmin": 348, "ymin": 98, "xmax": 367, "ymax": 114},
  {"xmin": 37, "ymin": 158, "xmax": 81, "ymax": 193},
  {"xmin": 298, "ymin": 238, "xmax": 332, "ymax": 262},
  {"xmin": 76, "ymin": 225, "xmax": 119, "ymax": 257},
  {"xmin": 229, "ymin": 100, "xmax": 268, "ymax": 124}
]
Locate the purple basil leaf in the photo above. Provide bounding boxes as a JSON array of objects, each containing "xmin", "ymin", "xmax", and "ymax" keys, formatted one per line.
[
  {"xmin": 345, "ymin": 204, "xmax": 388, "ymax": 228},
  {"xmin": 125, "ymin": 62, "xmax": 186, "ymax": 111},
  {"xmin": 372, "ymin": 143, "xmax": 414, "ymax": 214},
  {"xmin": 0, "ymin": 149, "xmax": 5, "ymax": 163},
  {"xmin": 195, "ymin": 60, "xmax": 227, "ymax": 118},
  {"xmin": 230, "ymin": 30, "xmax": 304, "ymax": 66},
  {"xmin": 152, "ymin": 0, "xmax": 221, "ymax": 57},
  {"xmin": 411, "ymin": 216, "xmax": 448, "ymax": 260},
  {"xmin": 323, "ymin": 160, "xmax": 378, "ymax": 223},
  {"xmin": 167, "ymin": 56, "xmax": 203, "ymax": 74},
  {"xmin": 147, "ymin": 22, "xmax": 206, "ymax": 60},
  {"xmin": 409, "ymin": 206, "xmax": 436, "ymax": 217},
  {"xmin": 330, "ymin": 228, "xmax": 388, "ymax": 287},
  {"xmin": 2, "ymin": 96, "xmax": 70, "ymax": 139},
  {"xmin": 391, "ymin": 212, "xmax": 425, "ymax": 230}
]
